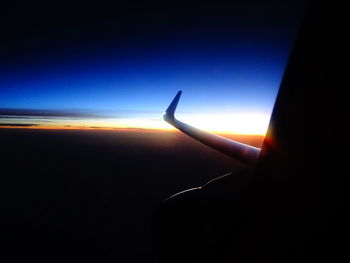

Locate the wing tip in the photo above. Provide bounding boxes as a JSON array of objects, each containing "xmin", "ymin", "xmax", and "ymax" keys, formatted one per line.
[{"xmin": 163, "ymin": 90, "xmax": 182, "ymax": 122}]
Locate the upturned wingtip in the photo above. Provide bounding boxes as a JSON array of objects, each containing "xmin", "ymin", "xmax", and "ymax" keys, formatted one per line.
[{"xmin": 163, "ymin": 91, "xmax": 182, "ymax": 121}]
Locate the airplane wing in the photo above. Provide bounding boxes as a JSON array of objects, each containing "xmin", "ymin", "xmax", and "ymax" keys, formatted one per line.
[{"xmin": 163, "ymin": 91, "xmax": 260, "ymax": 164}]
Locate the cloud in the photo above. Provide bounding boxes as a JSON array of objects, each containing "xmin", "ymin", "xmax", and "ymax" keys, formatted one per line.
[
  {"xmin": 0, "ymin": 108, "xmax": 110, "ymax": 119},
  {"xmin": 0, "ymin": 123, "xmax": 39, "ymax": 127}
]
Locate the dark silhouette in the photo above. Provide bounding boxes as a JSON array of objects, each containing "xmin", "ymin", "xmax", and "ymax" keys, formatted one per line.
[{"xmin": 153, "ymin": 2, "xmax": 347, "ymax": 262}]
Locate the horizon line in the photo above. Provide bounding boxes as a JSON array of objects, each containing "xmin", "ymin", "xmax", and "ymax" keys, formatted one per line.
[{"xmin": 0, "ymin": 125, "xmax": 266, "ymax": 136}]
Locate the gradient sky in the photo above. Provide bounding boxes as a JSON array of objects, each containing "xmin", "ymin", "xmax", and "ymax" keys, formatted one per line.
[{"xmin": 0, "ymin": 1, "xmax": 305, "ymax": 135}]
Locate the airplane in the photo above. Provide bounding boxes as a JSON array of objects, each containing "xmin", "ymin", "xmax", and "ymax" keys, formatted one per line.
[
  {"xmin": 153, "ymin": 1, "xmax": 346, "ymax": 262},
  {"xmin": 163, "ymin": 90, "xmax": 261, "ymax": 165}
]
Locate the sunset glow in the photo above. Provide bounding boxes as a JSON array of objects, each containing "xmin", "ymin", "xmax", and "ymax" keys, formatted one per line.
[
  {"xmin": 0, "ymin": 111, "xmax": 270, "ymax": 135},
  {"xmin": 0, "ymin": 1, "xmax": 303, "ymax": 138}
]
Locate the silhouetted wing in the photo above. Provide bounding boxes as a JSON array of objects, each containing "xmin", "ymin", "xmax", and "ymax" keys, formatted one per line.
[{"xmin": 163, "ymin": 91, "xmax": 260, "ymax": 164}]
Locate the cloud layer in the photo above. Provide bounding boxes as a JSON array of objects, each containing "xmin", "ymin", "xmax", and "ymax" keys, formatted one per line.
[
  {"xmin": 0, "ymin": 123, "xmax": 39, "ymax": 127},
  {"xmin": 0, "ymin": 108, "xmax": 107, "ymax": 119}
]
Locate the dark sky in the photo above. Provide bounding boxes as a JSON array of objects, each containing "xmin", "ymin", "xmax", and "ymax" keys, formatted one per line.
[{"xmin": 0, "ymin": 0, "xmax": 306, "ymax": 134}]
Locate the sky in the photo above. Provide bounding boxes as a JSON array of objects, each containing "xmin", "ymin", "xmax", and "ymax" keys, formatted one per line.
[{"xmin": 0, "ymin": 1, "xmax": 306, "ymax": 135}]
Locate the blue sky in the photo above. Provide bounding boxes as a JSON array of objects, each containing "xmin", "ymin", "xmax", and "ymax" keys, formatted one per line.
[{"xmin": 0, "ymin": 1, "xmax": 305, "ymax": 134}]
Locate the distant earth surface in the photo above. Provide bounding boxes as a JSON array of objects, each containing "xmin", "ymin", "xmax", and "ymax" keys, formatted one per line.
[{"xmin": 0, "ymin": 128, "xmax": 263, "ymax": 262}]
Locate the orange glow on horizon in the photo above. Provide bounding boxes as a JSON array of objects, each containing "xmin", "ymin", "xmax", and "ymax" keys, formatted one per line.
[
  {"xmin": 0, "ymin": 124, "xmax": 267, "ymax": 136},
  {"xmin": 0, "ymin": 112, "xmax": 270, "ymax": 136}
]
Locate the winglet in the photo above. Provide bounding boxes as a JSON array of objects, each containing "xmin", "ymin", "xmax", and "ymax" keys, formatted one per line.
[
  {"xmin": 162, "ymin": 91, "xmax": 260, "ymax": 164},
  {"xmin": 163, "ymin": 90, "xmax": 182, "ymax": 122}
]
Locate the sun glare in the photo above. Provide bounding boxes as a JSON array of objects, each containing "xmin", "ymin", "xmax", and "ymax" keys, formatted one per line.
[
  {"xmin": 112, "ymin": 113, "xmax": 270, "ymax": 135},
  {"xmin": 100, "ymin": 112, "xmax": 270, "ymax": 135},
  {"xmin": 0, "ymin": 112, "xmax": 270, "ymax": 135},
  {"xmin": 180, "ymin": 113, "xmax": 270, "ymax": 135}
]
